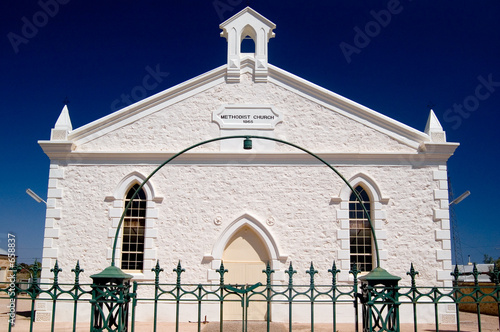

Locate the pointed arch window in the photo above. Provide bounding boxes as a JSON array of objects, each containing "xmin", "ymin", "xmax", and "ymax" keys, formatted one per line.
[
  {"xmin": 241, "ymin": 35, "xmax": 256, "ymax": 53},
  {"xmin": 121, "ymin": 184, "xmax": 146, "ymax": 271},
  {"xmin": 349, "ymin": 185, "xmax": 373, "ymax": 272},
  {"xmin": 240, "ymin": 25, "xmax": 257, "ymax": 54}
]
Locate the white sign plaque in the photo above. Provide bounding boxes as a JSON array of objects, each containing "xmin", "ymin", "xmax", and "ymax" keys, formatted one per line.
[{"xmin": 212, "ymin": 105, "xmax": 283, "ymax": 130}]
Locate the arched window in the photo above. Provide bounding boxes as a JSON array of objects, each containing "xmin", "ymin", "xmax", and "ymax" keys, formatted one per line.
[
  {"xmin": 349, "ymin": 185, "xmax": 373, "ymax": 272},
  {"xmin": 121, "ymin": 184, "xmax": 146, "ymax": 271},
  {"xmin": 241, "ymin": 35, "xmax": 256, "ymax": 53}
]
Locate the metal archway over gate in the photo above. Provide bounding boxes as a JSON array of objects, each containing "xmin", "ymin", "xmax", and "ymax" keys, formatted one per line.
[{"xmin": 111, "ymin": 135, "xmax": 381, "ymax": 269}]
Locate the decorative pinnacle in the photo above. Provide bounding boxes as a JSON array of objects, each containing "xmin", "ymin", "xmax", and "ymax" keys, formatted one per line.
[
  {"xmin": 10, "ymin": 260, "xmax": 22, "ymax": 275},
  {"xmin": 152, "ymin": 260, "xmax": 164, "ymax": 283},
  {"xmin": 30, "ymin": 259, "xmax": 41, "ymax": 285},
  {"xmin": 173, "ymin": 260, "xmax": 185, "ymax": 285},
  {"xmin": 71, "ymin": 260, "xmax": 84, "ymax": 284},
  {"xmin": 262, "ymin": 261, "xmax": 275, "ymax": 285},
  {"xmin": 349, "ymin": 263, "xmax": 360, "ymax": 280},
  {"xmin": 407, "ymin": 263, "xmax": 419, "ymax": 287},
  {"xmin": 51, "ymin": 260, "xmax": 62, "ymax": 284},
  {"xmin": 306, "ymin": 262, "xmax": 318, "ymax": 286},
  {"xmin": 285, "ymin": 262, "xmax": 296, "ymax": 287},
  {"xmin": 451, "ymin": 264, "xmax": 461, "ymax": 282},
  {"xmin": 328, "ymin": 261, "xmax": 341, "ymax": 285},
  {"xmin": 491, "ymin": 264, "xmax": 499, "ymax": 285},
  {"xmin": 216, "ymin": 261, "xmax": 228, "ymax": 284},
  {"xmin": 153, "ymin": 260, "xmax": 164, "ymax": 273}
]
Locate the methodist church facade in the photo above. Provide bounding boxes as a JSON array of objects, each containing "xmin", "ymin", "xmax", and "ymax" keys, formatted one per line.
[{"xmin": 38, "ymin": 6, "xmax": 458, "ymax": 313}]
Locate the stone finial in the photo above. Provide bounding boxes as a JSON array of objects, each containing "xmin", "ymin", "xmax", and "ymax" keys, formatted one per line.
[
  {"xmin": 220, "ymin": 7, "xmax": 276, "ymax": 83},
  {"xmin": 424, "ymin": 109, "xmax": 446, "ymax": 142},
  {"xmin": 50, "ymin": 105, "xmax": 73, "ymax": 141}
]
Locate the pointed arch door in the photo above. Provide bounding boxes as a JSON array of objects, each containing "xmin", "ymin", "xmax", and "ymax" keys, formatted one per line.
[{"xmin": 222, "ymin": 226, "xmax": 268, "ymax": 320}]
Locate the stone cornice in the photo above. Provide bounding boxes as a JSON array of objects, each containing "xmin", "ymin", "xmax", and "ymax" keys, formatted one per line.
[
  {"xmin": 67, "ymin": 65, "xmax": 227, "ymax": 145},
  {"xmin": 267, "ymin": 64, "xmax": 431, "ymax": 149},
  {"xmin": 418, "ymin": 142, "xmax": 460, "ymax": 155},
  {"xmin": 44, "ymin": 60, "xmax": 458, "ymax": 155},
  {"xmin": 38, "ymin": 141, "xmax": 75, "ymax": 159},
  {"xmin": 36, "ymin": 150, "xmax": 458, "ymax": 166}
]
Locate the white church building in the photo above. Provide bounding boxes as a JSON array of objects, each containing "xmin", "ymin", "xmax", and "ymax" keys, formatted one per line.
[{"xmin": 37, "ymin": 7, "xmax": 458, "ymax": 322}]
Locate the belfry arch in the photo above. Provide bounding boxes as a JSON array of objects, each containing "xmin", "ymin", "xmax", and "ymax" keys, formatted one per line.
[
  {"xmin": 240, "ymin": 25, "xmax": 257, "ymax": 54},
  {"xmin": 220, "ymin": 7, "xmax": 276, "ymax": 82}
]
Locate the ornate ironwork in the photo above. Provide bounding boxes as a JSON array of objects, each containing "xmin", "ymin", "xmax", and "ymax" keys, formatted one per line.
[
  {"xmin": 111, "ymin": 135, "xmax": 381, "ymax": 269},
  {"xmin": 1, "ymin": 261, "xmax": 499, "ymax": 332},
  {"xmin": 90, "ymin": 266, "xmax": 132, "ymax": 332}
]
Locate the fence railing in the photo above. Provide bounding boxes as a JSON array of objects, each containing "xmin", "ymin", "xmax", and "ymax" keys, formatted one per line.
[{"xmin": 1, "ymin": 261, "xmax": 499, "ymax": 332}]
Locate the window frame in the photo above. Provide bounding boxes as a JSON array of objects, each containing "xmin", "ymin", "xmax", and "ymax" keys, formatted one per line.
[
  {"xmin": 349, "ymin": 185, "xmax": 374, "ymax": 272},
  {"xmin": 120, "ymin": 183, "xmax": 147, "ymax": 272}
]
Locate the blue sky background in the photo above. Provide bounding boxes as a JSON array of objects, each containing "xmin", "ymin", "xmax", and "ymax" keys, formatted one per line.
[{"xmin": 1, "ymin": 1, "xmax": 499, "ymax": 266}]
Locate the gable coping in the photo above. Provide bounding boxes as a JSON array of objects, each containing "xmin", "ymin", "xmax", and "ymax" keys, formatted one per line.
[{"xmin": 44, "ymin": 59, "xmax": 449, "ymax": 152}]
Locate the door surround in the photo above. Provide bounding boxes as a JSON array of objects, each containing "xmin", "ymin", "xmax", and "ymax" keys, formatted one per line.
[{"xmin": 205, "ymin": 213, "xmax": 287, "ymax": 283}]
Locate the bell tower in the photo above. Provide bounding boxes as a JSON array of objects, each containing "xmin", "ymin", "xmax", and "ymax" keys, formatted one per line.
[{"xmin": 220, "ymin": 7, "xmax": 276, "ymax": 83}]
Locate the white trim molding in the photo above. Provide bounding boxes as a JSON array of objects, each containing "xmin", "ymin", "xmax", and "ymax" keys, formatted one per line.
[
  {"xmin": 106, "ymin": 171, "xmax": 163, "ymax": 280},
  {"xmin": 40, "ymin": 162, "xmax": 63, "ymax": 284},
  {"xmin": 433, "ymin": 165, "xmax": 453, "ymax": 287},
  {"xmin": 332, "ymin": 173, "xmax": 389, "ymax": 282},
  {"xmin": 205, "ymin": 213, "xmax": 287, "ymax": 283}
]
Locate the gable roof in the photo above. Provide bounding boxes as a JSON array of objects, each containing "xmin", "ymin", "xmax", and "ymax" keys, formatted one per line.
[
  {"xmin": 220, "ymin": 7, "xmax": 276, "ymax": 31},
  {"xmin": 39, "ymin": 7, "xmax": 458, "ymax": 162},
  {"xmin": 56, "ymin": 59, "xmax": 442, "ymax": 149}
]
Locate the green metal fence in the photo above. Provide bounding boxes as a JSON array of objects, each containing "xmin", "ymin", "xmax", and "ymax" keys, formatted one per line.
[{"xmin": 1, "ymin": 261, "xmax": 499, "ymax": 332}]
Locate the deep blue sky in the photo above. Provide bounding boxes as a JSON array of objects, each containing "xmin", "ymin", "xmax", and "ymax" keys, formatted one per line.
[{"xmin": 1, "ymin": 1, "xmax": 499, "ymax": 266}]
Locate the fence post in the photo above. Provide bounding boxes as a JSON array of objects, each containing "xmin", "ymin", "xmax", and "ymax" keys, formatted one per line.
[
  {"xmin": 216, "ymin": 262, "xmax": 228, "ymax": 332},
  {"xmin": 328, "ymin": 261, "xmax": 341, "ymax": 332},
  {"xmin": 472, "ymin": 263, "xmax": 482, "ymax": 332},
  {"xmin": 151, "ymin": 261, "xmax": 163, "ymax": 332},
  {"xmin": 173, "ymin": 261, "xmax": 185, "ymax": 332},
  {"xmin": 350, "ymin": 264, "xmax": 360, "ymax": 332},
  {"xmin": 285, "ymin": 262, "xmax": 296, "ymax": 332},
  {"xmin": 90, "ymin": 266, "xmax": 133, "ymax": 332},
  {"xmin": 406, "ymin": 264, "xmax": 420, "ymax": 332},
  {"xmin": 263, "ymin": 262, "xmax": 274, "ymax": 332},
  {"xmin": 306, "ymin": 262, "xmax": 318, "ymax": 332},
  {"xmin": 451, "ymin": 265, "xmax": 461, "ymax": 332},
  {"xmin": 359, "ymin": 267, "xmax": 401, "ymax": 332}
]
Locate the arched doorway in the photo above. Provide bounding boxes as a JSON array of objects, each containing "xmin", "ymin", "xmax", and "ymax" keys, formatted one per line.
[{"xmin": 222, "ymin": 226, "xmax": 268, "ymax": 320}]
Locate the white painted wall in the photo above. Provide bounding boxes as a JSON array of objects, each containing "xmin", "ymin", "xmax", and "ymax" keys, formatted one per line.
[
  {"xmin": 41, "ymin": 160, "xmax": 450, "ymax": 284},
  {"xmin": 37, "ymin": 8, "xmax": 456, "ymax": 323}
]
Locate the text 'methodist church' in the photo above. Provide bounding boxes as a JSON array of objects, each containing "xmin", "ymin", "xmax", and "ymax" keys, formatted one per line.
[{"xmin": 38, "ymin": 7, "xmax": 458, "ymax": 322}]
